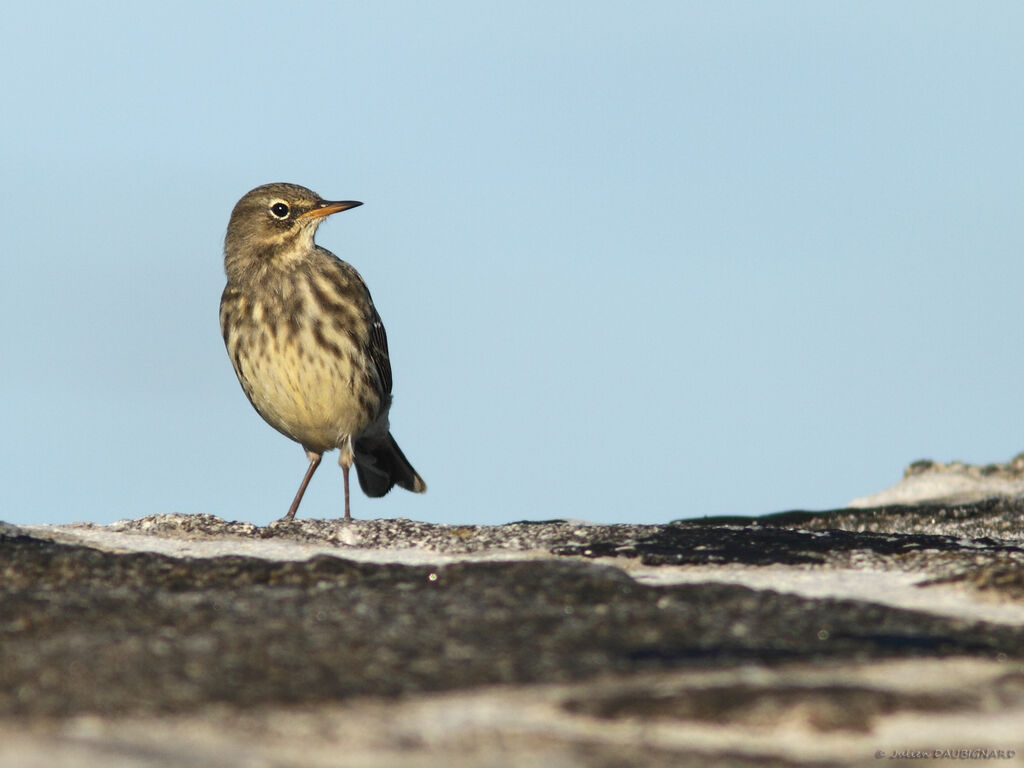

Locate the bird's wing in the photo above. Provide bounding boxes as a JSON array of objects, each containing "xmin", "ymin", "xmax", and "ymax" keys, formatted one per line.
[
  {"xmin": 367, "ymin": 300, "xmax": 394, "ymax": 396},
  {"xmin": 320, "ymin": 252, "xmax": 395, "ymax": 397}
]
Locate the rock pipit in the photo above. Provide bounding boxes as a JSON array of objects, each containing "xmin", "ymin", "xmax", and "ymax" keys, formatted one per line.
[{"xmin": 220, "ymin": 183, "xmax": 426, "ymax": 521}]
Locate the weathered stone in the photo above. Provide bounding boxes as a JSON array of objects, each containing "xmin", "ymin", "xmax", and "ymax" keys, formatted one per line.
[{"xmin": 3, "ymin": 499, "xmax": 1024, "ymax": 766}]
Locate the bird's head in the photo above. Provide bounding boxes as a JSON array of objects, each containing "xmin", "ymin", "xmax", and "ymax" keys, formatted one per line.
[{"xmin": 224, "ymin": 182, "xmax": 362, "ymax": 276}]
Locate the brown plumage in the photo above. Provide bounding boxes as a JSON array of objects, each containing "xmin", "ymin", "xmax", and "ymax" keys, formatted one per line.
[{"xmin": 220, "ymin": 182, "xmax": 426, "ymax": 521}]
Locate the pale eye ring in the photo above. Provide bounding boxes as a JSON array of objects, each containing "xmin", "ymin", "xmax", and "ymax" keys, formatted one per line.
[{"xmin": 269, "ymin": 201, "xmax": 290, "ymax": 219}]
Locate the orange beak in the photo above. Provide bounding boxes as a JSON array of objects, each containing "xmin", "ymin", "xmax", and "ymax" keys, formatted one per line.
[{"xmin": 299, "ymin": 200, "xmax": 363, "ymax": 220}]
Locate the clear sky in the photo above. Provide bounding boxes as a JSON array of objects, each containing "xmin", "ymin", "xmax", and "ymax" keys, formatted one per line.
[{"xmin": 2, "ymin": 2, "xmax": 1023, "ymax": 527}]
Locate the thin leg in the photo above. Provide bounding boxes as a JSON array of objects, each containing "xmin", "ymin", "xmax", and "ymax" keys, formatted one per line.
[
  {"xmin": 281, "ymin": 450, "xmax": 322, "ymax": 522},
  {"xmin": 339, "ymin": 438, "xmax": 354, "ymax": 522},
  {"xmin": 342, "ymin": 462, "xmax": 351, "ymax": 521}
]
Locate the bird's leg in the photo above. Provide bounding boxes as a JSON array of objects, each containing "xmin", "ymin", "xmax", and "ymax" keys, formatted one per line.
[
  {"xmin": 281, "ymin": 450, "xmax": 322, "ymax": 522},
  {"xmin": 339, "ymin": 439, "xmax": 354, "ymax": 522},
  {"xmin": 342, "ymin": 464, "xmax": 351, "ymax": 521}
]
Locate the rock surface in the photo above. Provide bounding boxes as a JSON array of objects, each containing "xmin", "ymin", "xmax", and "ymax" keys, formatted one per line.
[
  {"xmin": 848, "ymin": 454, "xmax": 1024, "ymax": 508},
  {"xmin": 3, "ymin": 493, "xmax": 1024, "ymax": 766}
]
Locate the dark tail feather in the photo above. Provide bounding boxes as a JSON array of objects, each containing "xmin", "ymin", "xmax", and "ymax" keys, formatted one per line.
[{"xmin": 354, "ymin": 432, "xmax": 427, "ymax": 498}]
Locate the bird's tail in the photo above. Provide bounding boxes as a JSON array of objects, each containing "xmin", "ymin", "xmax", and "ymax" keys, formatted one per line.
[{"xmin": 354, "ymin": 432, "xmax": 427, "ymax": 498}]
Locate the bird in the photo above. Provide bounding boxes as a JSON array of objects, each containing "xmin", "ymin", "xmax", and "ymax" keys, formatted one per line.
[{"xmin": 219, "ymin": 182, "xmax": 426, "ymax": 522}]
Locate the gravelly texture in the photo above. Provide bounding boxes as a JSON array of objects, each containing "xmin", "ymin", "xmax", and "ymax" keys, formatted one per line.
[
  {"xmin": 758, "ymin": 496, "xmax": 1024, "ymax": 540},
  {"xmin": 6, "ymin": 530, "xmax": 1021, "ymax": 718},
  {"xmin": 3, "ymin": 500, "xmax": 1024, "ymax": 766}
]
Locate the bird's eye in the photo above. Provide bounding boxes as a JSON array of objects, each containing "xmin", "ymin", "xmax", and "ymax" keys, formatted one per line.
[{"xmin": 269, "ymin": 202, "xmax": 290, "ymax": 219}]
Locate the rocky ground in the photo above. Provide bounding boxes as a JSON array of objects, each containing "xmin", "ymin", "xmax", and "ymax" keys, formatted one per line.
[{"xmin": 2, "ymin": 460, "xmax": 1024, "ymax": 767}]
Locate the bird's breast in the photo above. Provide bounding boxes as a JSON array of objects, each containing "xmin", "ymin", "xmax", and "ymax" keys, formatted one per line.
[{"xmin": 221, "ymin": 275, "xmax": 382, "ymax": 452}]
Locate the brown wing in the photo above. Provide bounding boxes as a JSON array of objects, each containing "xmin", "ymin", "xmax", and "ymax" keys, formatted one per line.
[
  {"xmin": 367, "ymin": 300, "xmax": 393, "ymax": 396},
  {"xmin": 319, "ymin": 250, "xmax": 395, "ymax": 397}
]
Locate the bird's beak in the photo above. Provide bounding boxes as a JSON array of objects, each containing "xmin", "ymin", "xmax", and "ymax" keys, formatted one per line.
[{"xmin": 299, "ymin": 200, "xmax": 363, "ymax": 220}]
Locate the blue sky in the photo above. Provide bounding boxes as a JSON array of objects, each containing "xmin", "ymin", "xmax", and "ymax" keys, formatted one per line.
[{"xmin": 2, "ymin": 2, "xmax": 1023, "ymax": 527}]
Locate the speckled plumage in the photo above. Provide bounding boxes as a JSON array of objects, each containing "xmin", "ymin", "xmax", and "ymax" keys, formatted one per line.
[{"xmin": 220, "ymin": 183, "xmax": 425, "ymax": 521}]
